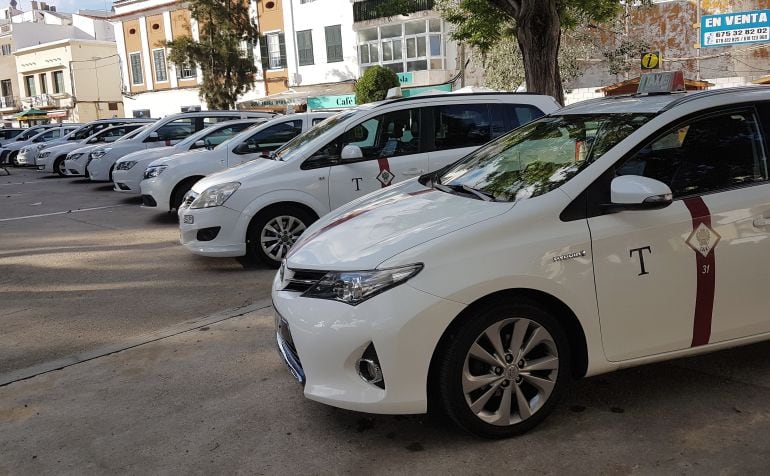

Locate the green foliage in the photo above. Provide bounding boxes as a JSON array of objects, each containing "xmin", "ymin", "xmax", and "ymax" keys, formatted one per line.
[
  {"xmin": 355, "ymin": 66, "xmax": 401, "ymax": 105},
  {"xmin": 166, "ymin": 0, "xmax": 260, "ymax": 110}
]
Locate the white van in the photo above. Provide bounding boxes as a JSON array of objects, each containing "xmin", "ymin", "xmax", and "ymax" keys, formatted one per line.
[
  {"xmin": 84, "ymin": 110, "xmax": 274, "ymax": 182},
  {"xmin": 140, "ymin": 112, "xmax": 332, "ymax": 211},
  {"xmin": 178, "ymin": 93, "xmax": 560, "ymax": 267}
]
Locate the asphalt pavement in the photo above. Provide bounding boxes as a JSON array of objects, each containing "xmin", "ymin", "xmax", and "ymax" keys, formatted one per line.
[{"xmin": 2, "ymin": 167, "xmax": 770, "ymax": 474}]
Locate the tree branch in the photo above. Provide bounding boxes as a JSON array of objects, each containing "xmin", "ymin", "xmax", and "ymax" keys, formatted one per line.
[{"xmin": 488, "ymin": 0, "xmax": 520, "ymax": 19}]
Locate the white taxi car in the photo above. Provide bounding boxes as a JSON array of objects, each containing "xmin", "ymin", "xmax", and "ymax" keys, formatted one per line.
[
  {"xmin": 178, "ymin": 93, "xmax": 560, "ymax": 267},
  {"xmin": 112, "ymin": 118, "xmax": 264, "ymax": 194},
  {"xmin": 62, "ymin": 125, "xmax": 151, "ymax": 176},
  {"xmin": 272, "ymin": 82, "xmax": 770, "ymax": 438},
  {"xmin": 141, "ymin": 113, "xmax": 332, "ymax": 212}
]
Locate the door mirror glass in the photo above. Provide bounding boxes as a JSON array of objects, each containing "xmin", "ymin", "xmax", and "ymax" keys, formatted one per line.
[
  {"xmin": 610, "ymin": 175, "xmax": 672, "ymax": 208},
  {"xmin": 341, "ymin": 144, "xmax": 363, "ymax": 161},
  {"xmin": 233, "ymin": 141, "xmax": 256, "ymax": 155},
  {"xmin": 146, "ymin": 131, "xmax": 160, "ymax": 142}
]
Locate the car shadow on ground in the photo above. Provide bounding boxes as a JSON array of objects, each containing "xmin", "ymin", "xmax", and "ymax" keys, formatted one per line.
[
  {"xmin": 120, "ymin": 196, "xmax": 143, "ymax": 205},
  {"xmin": 94, "ymin": 184, "xmax": 114, "ymax": 191},
  {"xmin": 148, "ymin": 212, "xmax": 178, "ymax": 225}
]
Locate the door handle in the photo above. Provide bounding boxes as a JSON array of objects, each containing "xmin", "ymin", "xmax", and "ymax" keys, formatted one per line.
[
  {"xmin": 403, "ymin": 168, "xmax": 424, "ymax": 176},
  {"xmin": 754, "ymin": 217, "xmax": 770, "ymax": 228}
]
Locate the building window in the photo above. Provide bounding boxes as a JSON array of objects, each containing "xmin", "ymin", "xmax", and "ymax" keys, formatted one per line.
[
  {"xmin": 1, "ymin": 79, "xmax": 12, "ymax": 98},
  {"xmin": 129, "ymin": 52, "xmax": 144, "ymax": 85},
  {"xmin": 260, "ymin": 33, "xmax": 286, "ymax": 70},
  {"xmin": 1, "ymin": 44, "xmax": 10, "ymax": 55},
  {"xmin": 133, "ymin": 109, "xmax": 151, "ymax": 118},
  {"xmin": 152, "ymin": 48, "xmax": 168, "ymax": 82},
  {"xmin": 24, "ymin": 75, "xmax": 35, "ymax": 97},
  {"xmin": 178, "ymin": 64, "xmax": 196, "ymax": 80},
  {"xmin": 39, "ymin": 73, "xmax": 48, "ymax": 94},
  {"xmin": 357, "ymin": 18, "xmax": 444, "ymax": 74},
  {"xmin": 108, "ymin": 102, "xmax": 119, "ymax": 111},
  {"xmin": 53, "ymin": 71, "xmax": 65, "ymax": 94},
  {"xmin": 296, "ymin": 30, "xmax": 314, "ymax": 66},
  {"xmin": 325, "ymin": 25, "xmax": 343, "ymax": 63}
]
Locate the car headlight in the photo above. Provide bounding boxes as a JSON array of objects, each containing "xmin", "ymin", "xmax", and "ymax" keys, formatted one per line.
[
  {"xmin": 117, "ymin": 160, "xmax": 137, "ymax": 171},
  {"xmin": 143, "ymin": 165, "xmax": 167, "ymax": 179},
  {"xmin": 38, "ymin": 151, "xmax": 51, "ymax": 158},
  {"xmin": 90, "ymin": 148, "xmax": 111, "ymax": 159},
  {"xmin": 189, "ymin": 182, "xmax": 240, "ymax": 209},
  {"xmin": 36, "ymin": 143, "xmax": 46, "ymax": 150},
  {"xmin": 301, "ymin": 264, "xmax": 423, "ymax": 306},
  {"xmin": 20, "ymin": 147, "xmax": 28, "ymax": 153},
  {"xmin": 67, "ymin": 153, "xmax": 83, "ymax": 161}
]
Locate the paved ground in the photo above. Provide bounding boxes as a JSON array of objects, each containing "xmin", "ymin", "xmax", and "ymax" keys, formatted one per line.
[
  {"xmin": 3, "ymin": 168, "xmax": 770, "ymax": 474},
  {"xmin": 0, "ymin": 168, "xmax": 274, "ymax": 376}
]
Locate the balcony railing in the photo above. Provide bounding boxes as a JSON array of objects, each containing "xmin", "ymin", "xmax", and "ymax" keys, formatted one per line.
[
  {"xmin": 0, "ymin": 95, "xmax": 19, "ymax": 110},
  {"xmin": 353, "ymin": 0, "xmax": 435, "ymax": 22}
]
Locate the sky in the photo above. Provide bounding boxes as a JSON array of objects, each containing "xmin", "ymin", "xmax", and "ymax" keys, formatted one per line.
[{"xmin": 32, "ymin": 0, "xmax": 113, "ymax": 13}]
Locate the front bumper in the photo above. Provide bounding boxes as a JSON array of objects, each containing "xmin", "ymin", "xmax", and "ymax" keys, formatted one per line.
[
  {"xmin": 63, "ymin": 156, "xmax": 89, "ymax": 176},
  {"xmin": 271, "ymin": 273, "xmax": 464, "ymax": 414},
  {"xmin": 140, "ymin": 177, "xmax": 170, "ymax": 210},
  {"xmin": 15, "ymin": 150, "xmax": 36, "ymax": 166},
  {"xmin": 87, "ymin": 156, "xmax": 114, "ymax": 181},
  {"xmin": 112, "ymin": 168, "xmax": 142, "ymax": 193},
  {"xmin": 178, "ymin": 202, "xmax": 248, "ymax": 257}
]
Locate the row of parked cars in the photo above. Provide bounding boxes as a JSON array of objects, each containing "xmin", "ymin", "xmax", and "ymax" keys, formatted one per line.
[{"xmin": 6, "ymin": 92, "xmax": 560, "ymax": 269}]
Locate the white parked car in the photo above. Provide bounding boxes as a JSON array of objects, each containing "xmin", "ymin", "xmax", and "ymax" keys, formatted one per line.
[
  {"xmin": 178, "ymin": 93, "xmax": 560, "ymax": 267},
  {"xmin": 272, "ymin": 84, "xmax": 770, "ymax": 438},
  {"xmin": 0, "ymin": 124, "xmax": 59, "ymax": 164},
  {"xmin": 112, "ymin": 118, "xmax": 266, "ymax": 194},
  {"xmin": 11, "ymin": 125, "xmax": 81, "ymax": 166},
  {"xmin": 85, "ymin": 110, "xmax": 275, "ymax": 182},
  {"xmin": 141, "ymin": 113, "xmax": 333, "ymax": 212},
  {"xmin": 36, "ymin": 120, "xmax": 155, "ymax": 175},
  {"xmin": 63, "ymin": 125, "xmax": 152, "ymax": 177},
  {"xmin": 0, "ymin": 128, "xmax": 25, "ymax": 147}
]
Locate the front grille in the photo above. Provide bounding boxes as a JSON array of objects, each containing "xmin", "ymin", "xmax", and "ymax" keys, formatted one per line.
[{"xmin": 282, "ymin": 268, "xmax": 327, "ymax": 293}]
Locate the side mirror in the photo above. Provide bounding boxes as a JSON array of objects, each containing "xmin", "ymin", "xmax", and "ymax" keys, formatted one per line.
[
  {"xmin": 192, "ymin": 139, "xmax": 206, "ymax": 149},
  {"xmin": 341, "ymin": 144, "xmax": 363, "ymax": 161},
  {"xmin": 234, "ymin": 142, "xmax": 256, "ymax": 155},
  {"xmin": 610, "ymin": 175, "xmax": 673, "ymax": 210},
  {"xmin": 146, "ymin": 131, "xmax": 160, "ymax": 142}
]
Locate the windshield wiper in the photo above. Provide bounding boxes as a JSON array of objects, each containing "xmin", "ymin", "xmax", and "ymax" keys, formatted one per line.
[{"xmin": 432, "ymin": 181, "xmax": 496, "ymax": 202}]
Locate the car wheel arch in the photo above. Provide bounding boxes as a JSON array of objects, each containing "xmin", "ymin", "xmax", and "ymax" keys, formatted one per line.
[
  {"xmin": 245, "ymin": 201, "xmax": 321, "ymax": 238},
  {"xmin": 170, "ymin": 176, "xmax": 205, "ymax": 210},
  {"xmin": 425, "ymin": 288, "xmax": 589, "ymax": 413}
]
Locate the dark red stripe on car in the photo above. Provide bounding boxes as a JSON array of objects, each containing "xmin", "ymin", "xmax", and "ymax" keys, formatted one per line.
[
  {"xmin": 683, "ymin": 196, "xmax": 716, "ymax": 347},
  {"xmin": 377, "ymin": 158, "xmax": 393, "ymax": 188}
]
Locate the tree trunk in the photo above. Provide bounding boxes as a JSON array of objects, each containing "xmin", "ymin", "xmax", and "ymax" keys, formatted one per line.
[{"xmin": 515, "ymin": 0, "xmax": 564, "ymax": 105}]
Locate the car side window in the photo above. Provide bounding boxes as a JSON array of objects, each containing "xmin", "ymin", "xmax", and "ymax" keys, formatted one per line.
[
  {"xmin": 309, "ymin": 108, "xmax": 421, "ymax": 167},
  {"xmin": 433, "ymin": 103, "xmax": 491, "ymax": 150},
  {"xmin": 235, "ymin": 120, "xmax": 303, "ymax": 154},
  {"xmin": 201, "ymin": 123, "xmax": 252, "ymax": 148},
  {"xmin": 489, "ymin": 104, "xmax": 544, "ymax": 139},
  {"xmin": 312, "ymin": 118, "xmax": 326, "ymax": 126},
  {"xmin": 156, "ymin": 118, "xmax": 194, "ymax": 141},
  {"xmin": 616, "ymin": 109, "xmax": 769, "ymax": 198}
]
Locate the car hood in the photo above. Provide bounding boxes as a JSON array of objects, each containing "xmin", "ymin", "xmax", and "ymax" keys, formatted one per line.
[
  {"xmin": 45, "ymin": 141, "xmax": 87, "ymax": 154},
  {"xmin": 148, "ymin": 148, "xmax": 213, "ymax": 168},
  {"xmin": 3, "ymin": 140, "xmax": 30, "ymax": 151},
  {"xmin": 117, "ymin": 146, "xmax": 176, "ymax": 164},
  {"xmin": 190, "ymin": 158, "xmax": 283, "ymax": 193},
  {"xmin": 68, "ymin": 144, "xmax": 103, "ymax": 156},
  {"xmin": 286, "ymin": 180, "xmax": 514, "ymax": 271}
]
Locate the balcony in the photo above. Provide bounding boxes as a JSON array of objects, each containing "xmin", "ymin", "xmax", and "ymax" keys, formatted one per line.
[
  {"xmin": 0, "ymin": 95, "xmax": 20, "ymax": 112},
  {"xmin": 20, "ymin": 94, "xmax": 72, "ymax": 110},
  {"xmin": 353, "ymin": 0, "xmax": 435, "ymax": 22}
]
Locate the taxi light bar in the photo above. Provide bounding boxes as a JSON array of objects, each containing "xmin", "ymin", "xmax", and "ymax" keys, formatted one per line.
[{"xmin": 637, "ymin": 71, "xmax": 685, "ymax": 95}]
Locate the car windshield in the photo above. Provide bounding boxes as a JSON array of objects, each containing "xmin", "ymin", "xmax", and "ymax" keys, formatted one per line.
[
  {"xmin": 273, "ymin": 110, "xmax": 356, "ymax": 161},
  {"xmin": 68, "ymin": 124, "xmax": 102, "ymax": 141},
  {"xmin": 17, "ymin": 128, "xmax": 45, "ymax": 140},
  {"xmin": 115, "ymin": 125, "xmax": 150, "ymax": 142},
  {"xmin": 433, "ymin": 113, "xmax": 653, "ymax": 203}
]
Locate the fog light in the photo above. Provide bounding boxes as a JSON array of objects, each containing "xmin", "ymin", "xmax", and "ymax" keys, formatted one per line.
[
  {"xmin": 356, "ymin": 342, "xmax": 384, "ymax": 388},
  {"xmin": 196, "ymin": 226, "xmax": 220, "ymax": 242}
]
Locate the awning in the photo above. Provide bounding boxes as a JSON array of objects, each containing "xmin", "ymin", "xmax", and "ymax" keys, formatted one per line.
[
  {"xmin": 596, "ymin": 76, "xmax": 713, "ymax": 96},
  {"xmin": 15, "ymin": 108, "xmax": 49, "ymax": 121},
  {"xmin": 752, "ymin": 75, "xmax": 770, "ymax": 85},
  {"xmin": 238, "ymin": 81, "xmax": 356, "ymax": 112},
  {"xmin": 47, "ymin": 110, "xmax": 68, "ymax": 118}
]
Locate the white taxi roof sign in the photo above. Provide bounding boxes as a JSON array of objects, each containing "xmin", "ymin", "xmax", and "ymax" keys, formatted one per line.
[{"xmin": 637, "ymin": 71, "xmax": 686, "ymax": 94}]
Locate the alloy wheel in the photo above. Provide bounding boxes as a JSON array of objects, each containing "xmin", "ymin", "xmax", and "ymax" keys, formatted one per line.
[
  {"xmin": 462, "ymin": 318, "xmax": 559, "ymax": 426},
  {"xmin": 260, "ymin": 215, "xmax": 306, "ymax": 262}
]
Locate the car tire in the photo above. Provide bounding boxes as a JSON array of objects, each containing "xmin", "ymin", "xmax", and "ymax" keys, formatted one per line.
[
  {"xmin": 170, "ymin": 177, "xmax": 203, "ymax": 212},
  {"xmin": 246, "ymin": 205, "xmax": 315, "ymax": 268},
  {"xmin": 436, "ymin": 298, "xmax": 570, "ymax": 438},
  {"xmin": 108, "ymin": 164, "xmax": 115, "ymax": 182},
  {"xmin": 54, "ymin": 156, "xmax": 67, "ymax": 177},
  {"xmin": 10, "ymin": 151, "xmax": 18, "ymax": 167}
]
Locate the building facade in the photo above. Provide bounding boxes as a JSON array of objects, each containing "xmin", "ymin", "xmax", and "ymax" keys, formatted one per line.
[
  {"xmin": 1, "ymin": 2, "xmax": 119, "ymax": 125},
  {"xmin": 15, "ymin": 39, "xmax": 125, "ymax": 122}
]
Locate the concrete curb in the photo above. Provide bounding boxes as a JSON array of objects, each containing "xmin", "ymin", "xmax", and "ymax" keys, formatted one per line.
[{"xmin": 0, "ymin": 298, "xmax": 273, "ymax": 388}]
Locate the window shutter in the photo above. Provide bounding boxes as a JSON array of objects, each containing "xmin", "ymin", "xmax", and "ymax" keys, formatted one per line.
[
  {"xmin": 259, "ymin": 35, "xmax": 269, "ymax": 72},
  {"xmin": 278, "ymin": 32, "xmax": 287, "ymax": 69}
]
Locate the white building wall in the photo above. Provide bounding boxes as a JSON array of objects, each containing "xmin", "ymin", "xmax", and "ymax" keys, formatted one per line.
[
  {"xmin": 122, "ymin": 88, "xmax": 205, "ymax": 118},
  {"xmin": 283, "ymin": 0, "xmax": 358, "ymax": 86}
]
